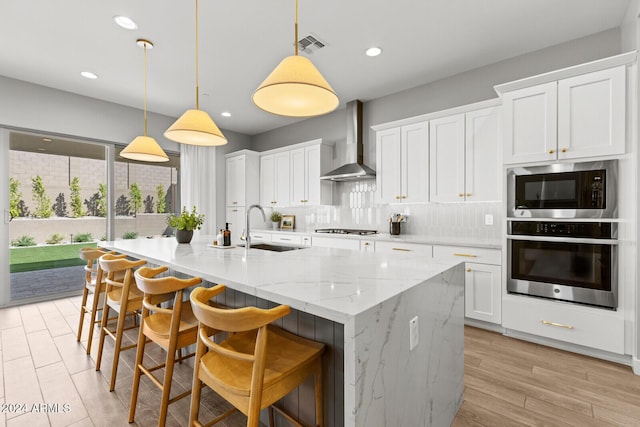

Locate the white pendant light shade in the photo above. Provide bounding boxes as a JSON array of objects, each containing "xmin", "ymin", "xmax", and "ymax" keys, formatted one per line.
[
  {"xmin": 121, "ymin": 38, "xmax": 169, "ymax": 163},
  {"xmin": 121, "ymin": 136, "xmax": 169, "ymax": 162},
  {"xmin": 164, "ymin": 109, "xmax": 227, "ymax": 146},
  {"xmin": 253, "ymin": 55, "xmax": 339, "ymax": 117}
]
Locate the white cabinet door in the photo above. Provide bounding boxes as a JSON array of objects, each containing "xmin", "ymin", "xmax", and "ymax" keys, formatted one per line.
[
  {"xmin": 429, "ymin": 114, "xmax": 465, "ymax": 203},
  {"xmin": 503, "ymin": 82, "xmax": 557, "ymax": 164},
  {"xmin": 225, "ymin": 206, "xmax": 244, "ymax": 245},
  {"xmin": 311, "ymin": 236, "xmax": 360, "ymax": 250},
  {"xmin": 260, "ymin": 155, "xmax": 275, "ymax": 207},
  {"xmin": 305, "ymin": 144, "xmax": 332, "ymax": 206},
  {"xmin": 226, "ymin": 155, "xmax": 246, "ymax": 206},
  {"xmin": 290, "ymin": 147, "xmax": 306, "ymax": 206},
  {"xmin": 375, "ymin": 241, "xmax": 432, "ymax": 255},
  {"xmin": 558, "ymin": 66, "xmax": 625, "ymax": 159},
  {"xmin": 466, "ymin": 106, "xmax": 500, "ymax": 202},
  {"xmin": 402, "ymin": 122, "xmax": 429, "ymax": 203},
  {"xmin": 261, "ymin": 152, "xmax": 290, "ymax": 207},
  {"xmin": 375, "ymin": 128, "xmax": 402, "ymax": 204},
  {"xmin": 465, "ymin": 263, "xmax": 501, "ymax": 324}
]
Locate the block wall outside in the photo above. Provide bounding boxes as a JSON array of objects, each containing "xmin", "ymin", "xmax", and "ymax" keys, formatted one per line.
[{"xmin": 10, "ymin": 150, "xmax": 177, "ymax": 216}]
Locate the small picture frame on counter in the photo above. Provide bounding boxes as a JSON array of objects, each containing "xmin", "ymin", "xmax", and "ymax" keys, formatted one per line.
[{"xmin": 281, "ymin": 215, "xmax": 295, "ymax": 229}]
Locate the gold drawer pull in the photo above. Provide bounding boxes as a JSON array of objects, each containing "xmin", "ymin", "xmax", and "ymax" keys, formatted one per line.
[
  {"xmin": 392, "ymin": 248, "xmax": 411, "ymax": 252},
  {"xmin": 466, "ymin": 193, "xmax": 472, "ymax": 197},
  {"xmin": 395, "ymin": 196, "xmax": 401, "ymax": 200},
  {"xmin": 541, "ymin": 320, "xmax": 574, "ymax": 330},
  {"xmin": 401, "ymin": 195, "xmax": 406, "ymax": 199},
  {"xmin": 364, "ymin": 242, "xmax": 370, "ymax": 246},
  {"xmin": 232, "ymin": 201, "xmax": 238, "ymax": 204},
  {"xmin": 466, "ymin": 268, "xmax": 472, "ymax": 272},
  {"xmin": 561, "ymin": 148, "xmax": 567, "ymax": 153},
  {"xmin": 548, "ymin": 149, "xmax": 555, "ymax": 154},
  {"xmin": 453, "ymin": 253, "xmax": 477, "ymax": 258},
  {"xmin": 458, "ymin": 193, "xmax": 464, "ymax": 197}
]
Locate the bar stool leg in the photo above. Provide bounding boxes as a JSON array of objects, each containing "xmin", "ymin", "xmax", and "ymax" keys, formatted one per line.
[
  {"xmin": 109, "ymin": 302, "xmax": 129, "ymax": 391},
  {"xmin": 158, "ymin": 333, "xmax": 179, "ymax": 426},
  {"xmin": 95, "ymin": 302, "xmax": 110, "ymax": 371},
  {"xmin": 188, "ymin": 337, "xmax": 207, "ymax": 426},
  {"xmin": 77, "ymin": 286, "xmax": 89, "ymax": 342},
  {"xmin": 85, "ymin": 287, "xmax": 103, "ymax": 355}
]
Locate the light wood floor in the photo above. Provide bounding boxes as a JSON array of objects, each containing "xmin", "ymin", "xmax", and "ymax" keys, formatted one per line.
[{"xmin": 2, "ymin": 295, "xmax": 640, "ymax": 426}]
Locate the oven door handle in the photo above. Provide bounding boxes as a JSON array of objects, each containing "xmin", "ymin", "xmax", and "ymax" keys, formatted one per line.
[{"xmin": 506, "ymin": 235, "xmax": 618, "ymax": 245}]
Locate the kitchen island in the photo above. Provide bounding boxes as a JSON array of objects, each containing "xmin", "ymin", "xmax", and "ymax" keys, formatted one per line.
[{"xmin": 101, "ymin": 236, "xmax": 464, "ymax": 427}]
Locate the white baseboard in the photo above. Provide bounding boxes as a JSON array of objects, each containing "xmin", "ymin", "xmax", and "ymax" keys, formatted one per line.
[
  {"xmin": 464, "ymin": 318, "xmax": 505, "ymax": 333},
  {"xmin": 633, "ymin": 357, "xmax": 640, "ymax": 375}
]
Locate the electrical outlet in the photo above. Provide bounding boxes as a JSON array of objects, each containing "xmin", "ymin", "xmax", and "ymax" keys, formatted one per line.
[
  {"xmin": 484, "ymin": 214, "xmax": 494, "ymax": 226},
  {"xmin": 409, "ymin": 316, "xmax": 419, "ymax": 351}
]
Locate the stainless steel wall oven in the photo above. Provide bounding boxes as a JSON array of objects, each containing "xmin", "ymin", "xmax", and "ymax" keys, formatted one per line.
[
  {"xmin": 507, "ymin": 221, "xmax": 617, "ymax": 309},
  {"xmin": 506, "ymin": 161, "xmax": 618, "ymax": 309}
]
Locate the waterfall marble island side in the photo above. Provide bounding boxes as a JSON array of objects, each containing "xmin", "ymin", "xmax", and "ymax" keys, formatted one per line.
[{"xmin": 100, "ymin": 237, "xmax": 464, "ymax": 427}]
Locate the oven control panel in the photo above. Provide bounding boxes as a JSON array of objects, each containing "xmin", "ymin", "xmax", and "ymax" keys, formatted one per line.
[{"xmin": 510, "ymin": 221, "xmax": 613, "ymax": 239}]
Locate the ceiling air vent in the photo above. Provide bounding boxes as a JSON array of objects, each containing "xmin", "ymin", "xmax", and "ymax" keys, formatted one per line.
[{"xmin": 298, "ymin": 34, "xmax": 326, "ymax": 54}]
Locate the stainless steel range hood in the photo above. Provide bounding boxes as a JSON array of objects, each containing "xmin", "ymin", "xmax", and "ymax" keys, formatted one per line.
[{"xmin": 320, "ymin": 100, "xmax": 376, "ymax": 181}]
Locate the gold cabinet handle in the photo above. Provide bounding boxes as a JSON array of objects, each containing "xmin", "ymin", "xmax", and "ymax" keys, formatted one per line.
[
  {"xmin": 395, "ymin": 196, "xmax": 401, "ymax": 200},
  {"xmin": 548, "ymin": 149, "xmax": 555, "ymax": 154},
  {"xmin": 466, "ymin": 193, "xmax": 472, "ymax": 197},
  {"xmin": 541, "ymin": 320, "xmax": 574, "ymax": 330},
  {"xmin": 466, "ymin": 268, "xmax": 472, "ymax": 272},
  {"xmin": 364, "ymin": 242, "xmax": 370, "ymax": 246},
  {"xmin": 561, "ymin": 148, "xmax": 567, "ymax": 153},
  {"xmin": 453, "ymin": 253, "xmax": 477, "ymax": 258},
  {"xmin": 232, "ymin": 209, "xmax": 238, "ymax": 212},
  {"xmin": 458, "ymin": 193, "xmax": 464, "ymax": 197},
  {"xmin": 401, "ymin": 195, "xmax": 406, "ymax": 199},
  {"xmin": 232, "ymin": 201, "xmax": 238, "ymax": 204},
  {"xmin": 392, "ymin": 248, "xmax": 411, "ymax": 252}
]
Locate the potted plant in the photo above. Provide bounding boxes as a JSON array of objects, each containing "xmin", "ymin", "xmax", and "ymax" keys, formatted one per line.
[
  {"xmin": 270, "ymin": 210, "xmax": 282, "ymax": 230},
  {"xmin": 167, "ymin": 206, "xmax": 205, "ymax": 243}
]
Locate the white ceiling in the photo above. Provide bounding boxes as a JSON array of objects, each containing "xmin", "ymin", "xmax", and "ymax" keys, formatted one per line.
[{"xmin": 0, "ymin": 0, "xmax": 631, "ymax": 136}]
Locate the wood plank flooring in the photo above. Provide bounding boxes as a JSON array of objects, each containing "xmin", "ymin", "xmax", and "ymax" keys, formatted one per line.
[{"xmin": 2, "ymin": 295, "xmax": 640, "ymax": 426}]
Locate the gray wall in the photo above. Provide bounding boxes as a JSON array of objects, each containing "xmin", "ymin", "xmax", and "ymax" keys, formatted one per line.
[{"xmin": 250, "ymin": 28, "xmax": 623, "ymax": 171}]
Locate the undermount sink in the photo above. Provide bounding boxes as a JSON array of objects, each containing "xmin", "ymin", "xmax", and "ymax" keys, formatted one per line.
[{"xmin": 245, "ymin": 243, "xmax": 307, "ymax": 252}]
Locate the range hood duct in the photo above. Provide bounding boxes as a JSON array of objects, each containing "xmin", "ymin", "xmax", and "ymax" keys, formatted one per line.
[{"xmin": 320, "ymin": 100, "xmax": 376, "ymax": 181}]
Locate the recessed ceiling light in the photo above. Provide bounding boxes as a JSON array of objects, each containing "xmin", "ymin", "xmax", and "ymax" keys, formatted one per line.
[
  {"xmin": 221, "ymin": 112, "xmax": 231, "ymax": 117},
  {"xmin": 81, "ymin": 71, "xmax": 98, "ymax": 79},
  {"xmin": 365, "ymin": 47, "xmax": 382, "ymax": 57},
  {"xmin": 113, "ymin": 15, "xmax": 137, "ymax": 30}
]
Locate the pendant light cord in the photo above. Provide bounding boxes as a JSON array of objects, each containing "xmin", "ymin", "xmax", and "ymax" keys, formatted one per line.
[
  {"xmin": 294, "ymin": 0, "xmax": 299, "ymax": 56},
  {"xmin": 143, "ymin": 42, "xmax": 148, "ymax": 136},
  {"xmin": 195, "ymin": 0, "xmax": 200, "ymax": 110}
]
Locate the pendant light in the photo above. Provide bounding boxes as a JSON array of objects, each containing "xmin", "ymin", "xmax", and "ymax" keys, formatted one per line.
[
  {"xmin": 253, "ymin": 0, "xmax": 339, "ymax": 117},
  {"xmin": 164, "ymin": 0, "xmax": 227, "ymax": 146},
  {"xmin": 121, "ymin": 39, "xmax": 169, "ymax": 162}
]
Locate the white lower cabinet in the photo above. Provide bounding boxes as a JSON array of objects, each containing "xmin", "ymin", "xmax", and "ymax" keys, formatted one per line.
[
  {"xmin": 250, "ymin": 232, "xmax": 272, "ymax": 243},
  {"xmin": 502, "ymin": 295, "xmax": 624, "ymax": 354},
  {"xmin": 433, "ymin": 245, "xmax": 501, "ymax": 325},
  {"xmin": 272, "ymin": 234, "xmax": 302, "ymax": 245}
]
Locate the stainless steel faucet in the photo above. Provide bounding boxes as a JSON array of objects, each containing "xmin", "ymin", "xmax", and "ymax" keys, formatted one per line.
[{"xmin": 245, "ymin": 204, "xmax": 266, "ymax": 250}]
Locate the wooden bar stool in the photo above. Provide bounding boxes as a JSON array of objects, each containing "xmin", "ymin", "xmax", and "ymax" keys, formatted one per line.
[
  {"xmin": 129, "ymin": 266, "xmax": 204, "ymax": 427},
  {"xmin": 77, "ymin": 247, "xmax": 117, "ymax": 354},
  {"xmin": 189, "ymin": 285, "xmax": 325, "ymax": 427},
  {"xmin": 95, "ymin": 253, "xmax": 146, "ymax": 391}
]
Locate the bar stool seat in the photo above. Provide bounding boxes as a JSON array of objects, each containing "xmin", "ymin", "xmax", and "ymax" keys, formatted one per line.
[
  {"xmin": 189, "ymin": 285, "xmax": 325, "ymax": 427},
  {"xmin": 129, "ymin": 266, "xmax": 206, "ymax": 427}
]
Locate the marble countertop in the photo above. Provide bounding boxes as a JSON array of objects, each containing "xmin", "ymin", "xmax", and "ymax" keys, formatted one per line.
[
  {"xmin": 100, "ymin": 236, "xmax": 459, "ymax": 324},
  {"xmin": 253, "ymin": 228, "xmax": 503, "ymax": 250}
]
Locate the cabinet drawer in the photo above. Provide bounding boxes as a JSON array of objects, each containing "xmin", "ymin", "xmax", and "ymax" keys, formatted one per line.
[
  {"xmin": 433, "ymin": 245, "xmax": 500, "ymax": 265},
  {"xmin": 375, "ymin": 241, "xmax": 432, "ymax": 255},
  {"xmin": 360, "ymin": 240, "xmax": 375, "ymax": 252},
  {"xmin": 250, "ymin": 232, "xmax": 272, "ymax": 243},
  {"xmin": 502, "ymin": 295, "xmax": 624, "ymax": 354},
  {"xmin": 272, "ymin": 234, "xmax": 302, "ymax": 245},
  {"xmin": 312, "ymin": 236, "xmax": 360, "ymax": 250}
]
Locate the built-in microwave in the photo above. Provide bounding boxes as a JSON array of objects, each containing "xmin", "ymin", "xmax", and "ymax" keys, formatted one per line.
[{"xmin": 507, "ymin": 160, "xmax": 617, "ymax": 219}]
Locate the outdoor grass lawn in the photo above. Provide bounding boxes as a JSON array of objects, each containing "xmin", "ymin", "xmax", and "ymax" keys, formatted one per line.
[{"xmin": 10, "ymin": 242, "xmax": 98, "ymax": 273}]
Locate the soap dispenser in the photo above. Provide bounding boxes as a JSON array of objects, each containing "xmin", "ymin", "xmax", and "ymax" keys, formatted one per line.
[{"xmin": 216, "ymin": 229, "xmax": 224, "ymax": 246}]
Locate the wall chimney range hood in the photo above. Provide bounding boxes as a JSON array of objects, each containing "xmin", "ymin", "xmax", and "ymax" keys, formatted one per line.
[{"xmin": 320, "ymin": 100, "xmax": 376, "ymax": 181}]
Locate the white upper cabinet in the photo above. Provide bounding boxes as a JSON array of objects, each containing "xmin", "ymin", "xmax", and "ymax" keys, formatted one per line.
[
  {"xmin": 557, "ymin": 66, "xmax": 625, "ymax": 159},
  {"xmin": 226, "ymin": 151, "xmax": 259, "ymax": 207},
  {"xmin": 430, "ymin": 106, "xmax": 500, "ymax": 202},
  {"xmin": 260, "ymin": 139, "xmax": 332, "ymax": 208},
  {"xmin": 502, "ymin": 66, "xmax": 625, "ymax": 164},
  {"xmin": 290, "ymin": 144, "xmax": 332, "ymax": 206},
  {"xmin": 429, "ymin": 114, "xmax": 465, "ymax": 202},
  {"xmin": 260, "ymin": 152, "xmax": 290, "ymax": 208},
  {"xmin": 376, "ymin": 121, "xmax": 429, "ymax": 204}
]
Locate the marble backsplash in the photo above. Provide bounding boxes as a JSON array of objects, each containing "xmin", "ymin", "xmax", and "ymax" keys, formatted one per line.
[{"xmin": 258, "ymin": 180, "xmax": 503, "ymax": 242}]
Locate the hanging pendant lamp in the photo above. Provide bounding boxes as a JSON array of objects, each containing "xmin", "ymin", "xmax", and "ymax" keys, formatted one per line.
[
  {"xmin": 253, "ymin": 0, "xmax": 339, "ymax": 117},
  {"xmin": 164, "ymin": 0, "xmax": 227, "ymax": 146},
  {"xmin": 121, "ymin": 39, "xmax": 169, "ymax": 162}
]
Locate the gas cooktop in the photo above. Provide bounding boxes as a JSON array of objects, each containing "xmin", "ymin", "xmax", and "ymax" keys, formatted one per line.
[{"xmin": 314, "ymin": 228, "xmax": 378, "ymax": 236}]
